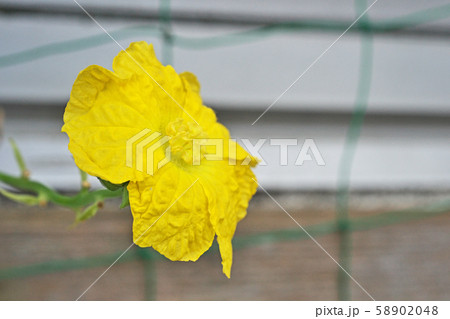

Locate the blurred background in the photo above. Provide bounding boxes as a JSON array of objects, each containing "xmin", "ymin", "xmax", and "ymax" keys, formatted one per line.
[{"xmin": 0, "ymin": 0, "xmax": 449, "ymax": 300}]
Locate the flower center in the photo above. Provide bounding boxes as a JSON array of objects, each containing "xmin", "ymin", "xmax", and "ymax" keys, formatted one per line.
[{"xmin": 165, "ymin": 118, "xmax": 207, "ymax": 164}]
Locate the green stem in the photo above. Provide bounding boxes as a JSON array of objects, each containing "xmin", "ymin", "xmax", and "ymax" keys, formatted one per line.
[
  {"xmin": 0, "ymin": 171, "xmax": 122, "ymax": 209},
  {"xmin": 8, "ymin": 138, "xmax": 29, "ymax": 178}
]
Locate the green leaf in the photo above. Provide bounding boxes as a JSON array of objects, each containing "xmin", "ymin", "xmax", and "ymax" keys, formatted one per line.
[
  {"xmin": 98, "ymin": 178, "xmax": 125, "ymax": 191},
  {"xmin": 120, "ymin": 186, "xmax": 130, "ymax": 209},
  {"xmin": 76, "ymin": 202, "xmax": 99, "ymax": 222},
  {"xmin": 0, "ymin": 188, "xmax": 40, "ymax": 206},
  {"xmin": 9, "ymin": 138, "xmax": 29, "ymax": 178}
]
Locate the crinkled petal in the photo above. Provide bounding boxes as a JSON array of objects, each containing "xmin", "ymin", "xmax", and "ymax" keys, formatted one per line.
[
  {"xmin": 196, "ymin": 159, "xmax": 258, "ymax": 277},
  {"xmin": 179, "ymin": 71, "xmax": 219, "ymax": 130},
  {"xmin": 129, "ymin": 163, "xmax": 215, "ymax": 261},
  {"xmin": 232, "ymin": 163, "xmax": 258, "ymax": 221},
  {"xmin": 180, "ymin": 72, "xmax": 200, "ymax": 94},
  {"xmin": 113, "ymin": 42, "xmax": 186, "ymax": 124},
  {"xmin": 62, "ymin": 43, "xmax": 188, "ymax": 183}
]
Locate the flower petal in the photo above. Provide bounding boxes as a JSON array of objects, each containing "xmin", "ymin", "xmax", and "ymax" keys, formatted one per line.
[
  {"xmin": 180, "ymin": 72, "xmax": 201, "ymax": 94},
  {"xmin": 63, "ymin": 66, "xmax": 165, "ymax": 183},
  {"xmin": 112, "ymin": 41, "xmax": 186, "ymax": 114},
  {"xmin": 197, "ymin": 159, "xmax": 258, "ymax": 277},
  {"xmin": 62, "ymin": 43, "xmax": 190, "ymax": 183},
  {"xmin": 128, "ymin": 163, "xmax": 215, "ymax": 261},
  {"xmin": 178, "ymin": 71, "xmax": 219, "ymax": 130}
]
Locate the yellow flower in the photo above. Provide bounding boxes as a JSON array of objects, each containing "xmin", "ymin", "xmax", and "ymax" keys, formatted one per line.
[{"xmin": 62, "ymin": 41, "xmax": 258, "ymax": 277}]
